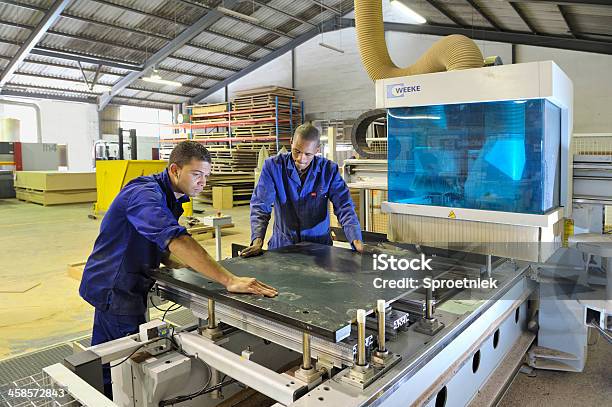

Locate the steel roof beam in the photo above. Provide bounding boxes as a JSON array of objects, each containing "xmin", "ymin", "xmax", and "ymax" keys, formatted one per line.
[
  {"xmin": 0, "ymin": 53, "xmax": 209, "ymax": 91},
  {"xmin": 307, "ymin": 0, "xmax": 341, "ymax": 15},
  {"xmin": 424, "ymin": 0, "xmax": 464, "ymax": 27},
  {"xmin": 28, "ymin": 46, "xmax": 227, "ymax": 82},
  {"xmin": 509, "ymin": 1, "xmax": 612, "ymax": 6},
  {"xmin": 0, "ymin": 0, "xmax": 70, "ymax": 87},
  {"xmin": 193, "ymin": 15, "xmax": 347, "ymax": 103},
  {"xmin": 252, "ymin": 1, "xmax": 317, "ymax": 28},
  {"xmin": 341, "ymin": 18, "xmax": 612, "ymax": 55},
  {"xmin": 509, "ymin": 2, "xmax": 538, "ymax": 34},
  {"xmin": 91, "ymin": 0, "xmax": 292, "ymax": 40},
  {"xmin": 9, "ymin": 70, "xmax": 194, "ymax": 98},
  {"xmin": 0, "ymin": 19, "xmax": 245, "ymax": 73},
  {"xmin": 1, "ymin": 0, "xmax": 273, "ymax": 54},
  {"xmin": 465, "ymin": 0, "xmax": 502, "ymax": 30},
  {"xmin": 558, "ymin": 4, "xmax": 578, "ymax": 38},
  {"xmin": 98, "ymin": 1, "xmax": 240, "ymax": 110},
  {"xmin": 2, "ymin": 81, "xmax": 177, "ymax": 105},
  {"xmin": 29, "ymin": 46, "xmax": 141, "ymax": 70}
]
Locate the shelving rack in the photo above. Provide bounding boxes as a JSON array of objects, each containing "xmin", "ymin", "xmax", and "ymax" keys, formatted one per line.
[{"xmin": 160, "ymin": 87, "xmax": 303, "ymax": 206}]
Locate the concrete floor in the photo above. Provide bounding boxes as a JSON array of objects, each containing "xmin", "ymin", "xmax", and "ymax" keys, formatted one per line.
[
  {"xmin": 0, "ymin": 199, "xmax": 254, "ymax": 358},
  {"xmin": 0, "ymin": 199, "xmax": 609, "ymax": 405},
  {"xmin": 499, "ymin": 335, "xmax": 611, "ymax": 406}
]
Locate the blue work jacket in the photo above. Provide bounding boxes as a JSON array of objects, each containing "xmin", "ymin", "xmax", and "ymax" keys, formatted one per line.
[
  {"xmin": 250, "ymin": 153, "xmax": 362, "ymax": 249},
  {"xmin": 79, "ymin": 170, "xmax": 189, "ymax": 316}
]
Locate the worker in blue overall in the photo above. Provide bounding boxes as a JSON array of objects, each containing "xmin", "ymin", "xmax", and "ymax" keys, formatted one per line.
[
  {"xmin": 241, "ymin": 123, "xmax": 364, "ymax": 257},
  {"xmin": 79, "ymin": 141, "xmax": 277, "ymax": 399}
]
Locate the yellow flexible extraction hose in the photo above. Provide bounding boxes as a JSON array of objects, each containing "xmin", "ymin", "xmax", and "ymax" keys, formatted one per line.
[{"xmin": 354, "ymin": 0, "xmax": 484, "ymax": 80}]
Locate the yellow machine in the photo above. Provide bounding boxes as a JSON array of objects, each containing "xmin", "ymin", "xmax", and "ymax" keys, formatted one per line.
[{"xmin": 93, "ymin": 160, "xmax": 193, "ymax": 216}]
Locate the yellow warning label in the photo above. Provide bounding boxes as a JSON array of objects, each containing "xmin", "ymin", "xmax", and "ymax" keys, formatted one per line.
[
  {"xmin": 448, "ymin": 210, "xmax": 456, "ymax": 219},
  {"xmin": 563, "ymin": 218, "xmax": 574, "ymax": 248}
]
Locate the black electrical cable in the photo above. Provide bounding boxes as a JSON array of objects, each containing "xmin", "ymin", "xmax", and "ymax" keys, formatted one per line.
[
  {"xmin": 149, "ymin": 297, "xmax": 183, "ymax": 321},
  {"xmin": 158, "ymin": 378, "xmax": 236, "ymax": 407},
  {"xmin": 149, "ymin": 296, "xmax": 169, "ymax": 312},
  {"xmin": 162, "ymin": 303, "xmax": 182, "ymax": 321},
  {"xmin": 103, "ymin": 321, "xmax": 189, "ymax": 371},
  {"xmin": 104, "ymin": 337, "xmax": 168, "ymax": 369},
  {"xmin": 156, "ymin": 332, "xmax": 226, "ymax": 407},
  {"xmin": 102, "ymin": 314, "xmax": 226, "ymax": 407}
]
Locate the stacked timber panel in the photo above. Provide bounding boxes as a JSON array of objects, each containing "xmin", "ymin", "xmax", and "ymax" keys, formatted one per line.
[
  {"xmin": 15, "ymin": 171, "xmax": 96, "ymax": 206},
  {"xmin": 173, "ymin": 87, "xmax": 302, "ymax": 206}
]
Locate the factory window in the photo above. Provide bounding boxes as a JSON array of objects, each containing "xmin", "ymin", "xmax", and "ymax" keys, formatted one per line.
[
  {"xmin": 472, "ymin": 350, "xmax": 481, "ymax": 373},
  {"xmin": 0, "ymin": 104, "xmax": 38, "ymax": 142},
  {"xmin": 435, "ymin": 386, "xmax": 447, "ymax": 407},
  {"xmin": 493, "ymin": 329, "xmax": 500, "ymax": 349},
  {"xmin": 119, "ymin": 105, "xmax": 172, "ymax": 139},
  {"xmin": 515, "ymin": 307, "xmax": 520, "ymax": 324}
]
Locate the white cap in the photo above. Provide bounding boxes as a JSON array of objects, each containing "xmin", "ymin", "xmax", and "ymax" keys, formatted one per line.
[
  {"xmin": 357, "ymin": 309, "xmax": 366, "ymax": 324},
  {"xmin": 377, "ymin": 300, "xmax": 386, "ymax": 314}
]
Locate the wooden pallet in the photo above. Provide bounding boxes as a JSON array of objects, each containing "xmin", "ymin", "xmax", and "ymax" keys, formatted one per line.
[
  {"xmin": 180, "ymin": 87, "xmax": 299, "ymax": 177},
  {"xmin": 234, "ymin": 86, "xmax": 296, "ymax": 98},
  {"xmin": 200, "ymin": 171, "xmax": 255, "ymax": 206},
  {"xmin": 190, "ymin": 102, "xmax": 231, "ymax": 115},
  {"xmin": 193, "ymin": 132, "xmax": 231, "ymax": 139},
  {"xmin": 234, "ymin": 96, "xmax": 297, "ymax": 108},
  {"xmin": 16, "ymin": 187, "xmax": 97, "ymax": 206}
]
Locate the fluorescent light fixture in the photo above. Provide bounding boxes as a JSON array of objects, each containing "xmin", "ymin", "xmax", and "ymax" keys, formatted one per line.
[
  {"xmin": 388, "ymin": 111, "xmax": 440, "ymax": 120},
  {"xmin": 390, "ymin": 0, "xmax": 426, "ymax": 24},
  {"xmin": 318, "ymin": 42, "xmax": 345, "ymax": 54},
  {"xmin": 141, "ymin": 70, "xmax": 182, "ymax": 87},
  {"xmin": 217, "ymin": 6, "xmax": 260, "ymax": 24}
]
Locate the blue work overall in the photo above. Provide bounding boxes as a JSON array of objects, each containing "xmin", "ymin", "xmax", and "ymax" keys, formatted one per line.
[
  {"xmin": 79, "ymin": 169, "xmax": 188, "ymax": 398},
  {"xmin": 250, "ymin": 153, "xmax": 362, "ymax": 249}
]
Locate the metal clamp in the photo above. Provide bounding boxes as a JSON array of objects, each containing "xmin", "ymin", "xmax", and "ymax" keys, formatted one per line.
[
  {"xmin": 414, "ymin": 286, "xmax": 444, "ymax": 336},
  {"xmin": 371, "ymin": 300, "xmax": 393, "ymax": 366},
  {"xmin": 200, "ymin": 298, "xmax": 223, "ymax": 340},
  {"xmin": 294, "ymin": 332, "xmax": 323, "ymax": 385},
  {"xmin": 345, "ymin": 309, "xmax": 374, "ymax": 384}
]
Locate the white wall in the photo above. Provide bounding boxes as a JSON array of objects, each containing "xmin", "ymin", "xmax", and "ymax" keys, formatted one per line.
[
  {"xmin": 515, "ymin": 45, "xmax": 612, "ymax": 133},
  {"xmin": 36, "ymin": 100, "xmax": 99, "ymax": 171},
  {"xmin": 201, "ymin": 88, "xmax": 225, "ymax": 104},
  {"xmin": 200, "ymin": 51, "xmax": 293, "ymax": 104},
  {"xmin": 229, "ymin": 51, "xmax": 292, "ymax": 99},
  {"xmin": 295, "ymin": 27, "xmax": 374, "ymax": 119}
]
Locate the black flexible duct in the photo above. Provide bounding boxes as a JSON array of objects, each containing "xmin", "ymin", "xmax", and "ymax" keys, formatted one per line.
[{"xmin": 351, "ymin": 109, "xmax": 387, "ymax": 159}]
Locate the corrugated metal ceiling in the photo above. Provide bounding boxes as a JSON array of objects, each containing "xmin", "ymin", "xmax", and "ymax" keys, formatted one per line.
[{"xmin": 0, "ymin": 0, "xmax": 610, "ymax": 110}]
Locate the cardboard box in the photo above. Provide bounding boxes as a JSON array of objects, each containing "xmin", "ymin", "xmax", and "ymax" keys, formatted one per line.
[{"xmin": 212, "ymin": 186, "xmax": 233, "ymax": 210}]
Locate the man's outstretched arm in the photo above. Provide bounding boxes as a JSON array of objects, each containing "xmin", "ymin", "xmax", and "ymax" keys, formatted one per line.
[
  {"xmin": 169, "ymin": 235, "xmax": 277, "ymax": 297},
  {"xmin": 124, "ymin": 187, "xmax": 277, "ymax": 297},
  {"xmin": 242, "ymin": 160, "xmax": 276, "ymax": 257}
]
